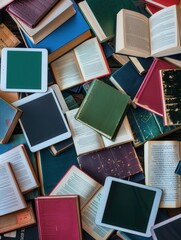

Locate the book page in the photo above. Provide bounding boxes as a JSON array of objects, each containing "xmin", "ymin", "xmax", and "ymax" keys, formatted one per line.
[
  {"xmin": 66, "ymin": 108, "xmax": 104, "ymax": 155},
  {"xmin": 116, "ymin": 9, "xmax": 150, "ymax": 57},
  {"xmin": 150, "ymin": 5, "xmax": 178, "ymax": 55},
  {"xmin": 0, "ymin": 145, "xmax": 38, "ymax": 193},
  {"xmin": 50, "ymin": 51, "xmax": 84, "ymax": 90},
  {"xmin": 102, "ymin": 116, "xmax": 134, "ymax": 147},
  {"xmin": 74, "ymin": 37, "xmax": 109, "ymax": 81},
  {"xmin": 144, "ymin": 141, "xmax": 181, "ymax": 208},
  {"xmin": 81, "ymin": 188, "xmax": 113, "ymax": 240},
  {"xmin": 0, "ymin": 163, "xmax": 26, "ymax": 216},
  {"xmin": 50, "ymin": 166, "xmax": 101, "ymax": 208}
]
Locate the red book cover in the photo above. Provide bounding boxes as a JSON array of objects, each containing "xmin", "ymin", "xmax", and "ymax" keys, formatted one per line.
[
  {"xmin": 133, "ymin": 58, "xmax": 177, "ymax": 116},
  {"xmin": 35, "ymin": 195, "xmax": 82, "ymax": 240},
  {"xmin": 144, "ymin": 0, "xmax": 180, "ymax": 8},
  {"xmin": 145, "ymin": 3, "xmax": 162, "ymax": 15}
]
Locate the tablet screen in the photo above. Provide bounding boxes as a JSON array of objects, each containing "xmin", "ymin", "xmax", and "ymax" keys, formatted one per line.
[{"xmin": 96, "ymin": 177, "xmax": 162, "ymax": 237}]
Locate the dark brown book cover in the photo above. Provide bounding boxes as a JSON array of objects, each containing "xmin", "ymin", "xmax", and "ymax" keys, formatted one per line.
[
  {"xmin": 78, "ymin": 142, "xmax": 143, "ymax": 185},
  {"xmin": 6, "ymin": 0, "xmax": 60, "ymax": 28}
]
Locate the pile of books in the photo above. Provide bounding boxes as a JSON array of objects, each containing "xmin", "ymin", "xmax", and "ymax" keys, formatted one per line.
[{"xmin": 1, "ymin": 0, "xmax": 181, "ymax": 239}]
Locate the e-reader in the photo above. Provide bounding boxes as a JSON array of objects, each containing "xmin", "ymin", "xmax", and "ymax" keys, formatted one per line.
[
  {"xmin": 1, "ymin": 47, "xmax": 48, "ymax": 92},
  {"xmin": 13, "ymin": 87, "xmax": 71, "ymax": 152},
  {"xmin": 95, "ymin": 177, "xmax": 162, "ymax": 237}
]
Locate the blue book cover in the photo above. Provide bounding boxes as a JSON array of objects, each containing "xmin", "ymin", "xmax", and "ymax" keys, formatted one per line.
[
  {"xmin": 37, "ymin": 145, "xmax": 79, "ymax": 195},
  {"xmin": 21, "ymin": 0, "xmax": 91, "ymax": 62},
  {"xmin": 110, "ymin": 58, "xmax": 153, "ymax": 99}
]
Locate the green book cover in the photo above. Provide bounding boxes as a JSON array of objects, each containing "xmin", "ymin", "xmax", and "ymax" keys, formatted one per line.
[
  {"xmin": 75, "ymin": 79, "xmax": 131, "ymax": 140},
  {"xmin": 79, "ymin": 0, "xmax": 138, "ymax": 41}
]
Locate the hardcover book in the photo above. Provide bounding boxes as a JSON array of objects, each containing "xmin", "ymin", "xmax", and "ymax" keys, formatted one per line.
[
  {"xmin": 144, "ymin": 0, "xmax": 180, "ymax": 8},
  {"xmin": 127, "ymin": 105, "xmax": 180, "ymax": 147},
  {"xmin": 35, "ymin": 195, "xmax": 82, "ymax": 240},
  {"xmin": 160, "ymin": 69, "xmax": 181, "ymax": 126},
  {"xmin": 0, "ymin": 162, "xmax": 27, "ymax": 216},
  {"xmin": 19, "ymin": 0, "xmax": 92, "ymax": 63},
  {"xmin": 133, "ymin": 58, "xmax": 177, "ymax": 116},
  {"xmin": 109, "ymin": 57, "xmax": 154, "ymax": 100},
  {"xmin": 66, "ymin": 108, "xmax": 134, "ymax": 156},
  {"xmin": 0, "ymin": 98, "xmax": 22, "ymax": 144},
  {"xmin": 77, "ymin": 142, "xmax": 143, "ymax": 185},
  {"xmin": 78, "ymin": 0, "xmax": 138, "ymax": 42},
  {"xmin": 0, "ymin": 202, "xmax": 36, "ymax": 234},
  {"xmin": 144, "ymin": 140, "xmax": 181, "ymax": 208},
  {"xmin": 0, "ymin": 144, "xmax": 39, "ymax": 193},
  {"xmin": 75, "ymin": 79, "xmax": 131, "ymax": 140},
  {"xmin": 50, "ymin": 165, "xmax": 114, "ymax": 240},
  {"xmin": 6, "ymin": 0, "xmax": 60, "ymax": 28},
  {"xmin": 9, "ymin": 0, "xmax": 76, "ymax": 44},
  {"xmin": 50, "ymin": 37, "xmax": 111, "ymax": 90},
  {"xmin": 116, "ymin": 5, "xmax": 181, "ymax": 58}
]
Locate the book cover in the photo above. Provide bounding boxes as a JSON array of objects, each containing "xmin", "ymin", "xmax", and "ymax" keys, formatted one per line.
[
  {"xmin": 19, "ymin": 0, "xmax": 92, "ymax": 63},
  {"xmin": 160, "ymin": 69, "xmax": 181, "ymax": 126},
  {"xmin": 110, "ymin": 57, "xmax": 154, "ymax": 99},
  {"xmin": 49, "ymin": 137, "xmax": 74, "ymax": 156},
  {"xmin": 36, "ymin": 145, "xmax": 79, "ymax": 195},
  {"xmin": 127, "ymin": 105, "xmax": 180, "ymax": 147},
  {"xmin": 35, "ymin": 195, "xmax": 82, "ymax": 240},
  {"xmin": 77, "ymin": 142, "xmax": 143, "ymax": 185},
  {"xmin": 0, "ymin": 162, "xmax": 27, "ymax": 216},
  {"xmin": 75, "ymin": 79, "xmax": 131, "ymax": 140},
  {"xmin": 78, "ymin": 0, "xmax": 138, "ymax": 42},
  {"xmin": 6, "ymin": 0, "xmax": 60, "ymax": 28},
  {"xmin": 144, "ymin": 0, "xmax": 180, "ymax": 8},
  {"xmin": 0, "ymin": 98, "xmax": 22, "ymax": 144},
  {"xmin": 134, "ymin": 58, "xmax": 177, "ymax": 116}
]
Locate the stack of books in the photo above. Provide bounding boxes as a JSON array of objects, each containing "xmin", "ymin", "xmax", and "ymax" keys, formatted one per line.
[{"xmin": 1, "ymin": 0, "xmax": 181, "ymax": 239}]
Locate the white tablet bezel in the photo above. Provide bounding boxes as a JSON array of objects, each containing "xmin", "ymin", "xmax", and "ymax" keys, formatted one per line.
[
  {"xmin": 95, "ymin": 177, "xmax": 162, "ymax": 237},
  {"xmin": 151, "ymin": 214, "xmax": 181, "ymax": 240},
  {"xmin": 13, "ymin": 87, "xmax": 71, "ymax": 152},
  {"xmin": 1, "ymin": 48, "xmax": 48, "ymax": 93}
]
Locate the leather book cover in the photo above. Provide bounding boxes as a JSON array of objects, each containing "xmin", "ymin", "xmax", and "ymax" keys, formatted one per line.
[
  {"xmin": 6, "ymin": 0, "xmax": 60, "ymax": 28},
  {"xmin": 78, "ymin": 142, "xmax": 143, "ymax": 185},
  {"xmin": 35, "ymin": 195, "xmax": 82, "ymax": 240}
]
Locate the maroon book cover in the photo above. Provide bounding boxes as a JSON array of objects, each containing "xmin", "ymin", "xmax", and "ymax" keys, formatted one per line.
[
  {"xmin": 78, "ymin": 142, "xmax": 143, "ymax": 185},
  {"xmin": 6, "ymin": 0, "xmax": 60, "ymax": 28},
  {"xmin": 35, "ymin": 195, "xmax": 82, "ymax": 240},
  {"xmin": 134, "ymin": 58, "xmax": 177, "ymax": 117}
]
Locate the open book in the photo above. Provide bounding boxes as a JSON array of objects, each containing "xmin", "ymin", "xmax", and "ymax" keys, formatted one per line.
[
  {"xmin": 0, "ymin": 144, "xmax": 39, "ymax": 193},
  {"xmin": 144, "ymin": 140, "xmax": 181, "ymax": 208},
  {"xmin": 66, "ymin": 108, "xmax": 134, "ymax": 156},
  {"xmin": 0, "ymin": 162, "xmax": 27, "ymax": 216},
  {"xmin": 50, "ymin": 165, "xmax": 114, "ymax": 240},
  {"xmin": 116, "ymin": 5, "xmax": 181, "ymax": 58},
  {"xmin": 50, "ymin": 37, "xmax": 110, "ymax": 90}
]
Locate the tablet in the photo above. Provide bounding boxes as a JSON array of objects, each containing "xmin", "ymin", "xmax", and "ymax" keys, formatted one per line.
[
  {"xmin": 151, "ymin": 214, "xmax": 181, "ymax": 240},
  {"xmin": 1, "ymin": 48, "xmax": 48, "ymax": 92},
  {"xmin": 95, "ymin": 177, "xmax": 162, "ymax": 237},
  {"xmin": 13, "ymin": 87, "xmax": 71, "ymax": 152}
]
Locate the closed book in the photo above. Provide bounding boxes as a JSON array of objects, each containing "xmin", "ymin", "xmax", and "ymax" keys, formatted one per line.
[
  {"xmin": 77, "ymin": 142, "xmax": 143, "ymax": 185},
  {"xmin": 75, "ymin": 79, "xmax": 131, "ymax": 140},
  {"xmin": 35, "ymin": 195, "xmax": 82, "ymax": 240},
  {"xmin": 78, "ymin": 0, "xmax": 138, "ymax": 42},
  {"xmin": 110, "ymin": 57, "xmax": 154, "ymax": 100},
  {"xmin": 10, "ymin": 0, "xmax": 76, "ymax": 44},
  {"xmin": 134, "ymin": 58, "xmax": 177, "ymax": 116},
  {"xmin": 6, "ymin": 0, "xmax": 60, "ymax": 28},
  {"xmin": 19, "ymin": 0, "xmax": 92, "ymax": 63},
  {"xmin": 160, "ymin": 69, "xmax": 181, "ymax": 126},
  {"xmin": 0, "ymin": 98, "xmax": 22, "ymax": 144}
]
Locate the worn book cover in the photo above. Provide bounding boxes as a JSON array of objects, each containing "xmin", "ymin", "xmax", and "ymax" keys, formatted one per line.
[
  {"xmin": 6, "ymin": 0, "xmax": 60, "ymax": 28},
  {"xmin": 78, "ymin": 142, "xmax": 143, "ymax": 185},
  {"xmin": 75, "ymin": 79, "xmax": 131, "ymax": 140},
  {"xmin": 160, "ymin": 69, "xmax": 181, "ymax": 126},
  {"xmin": 35, "ymin": 195, "xmax": 82, "ymax": 240}
]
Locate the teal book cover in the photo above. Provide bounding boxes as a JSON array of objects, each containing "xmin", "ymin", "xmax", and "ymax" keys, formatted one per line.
[
  {"xmin": 75, "ymin": 79, "xmax": 131, "ymax": 140},
  {"xmin": 37, "ymin": 145, "xmax": 79, "ymax": 195}
]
